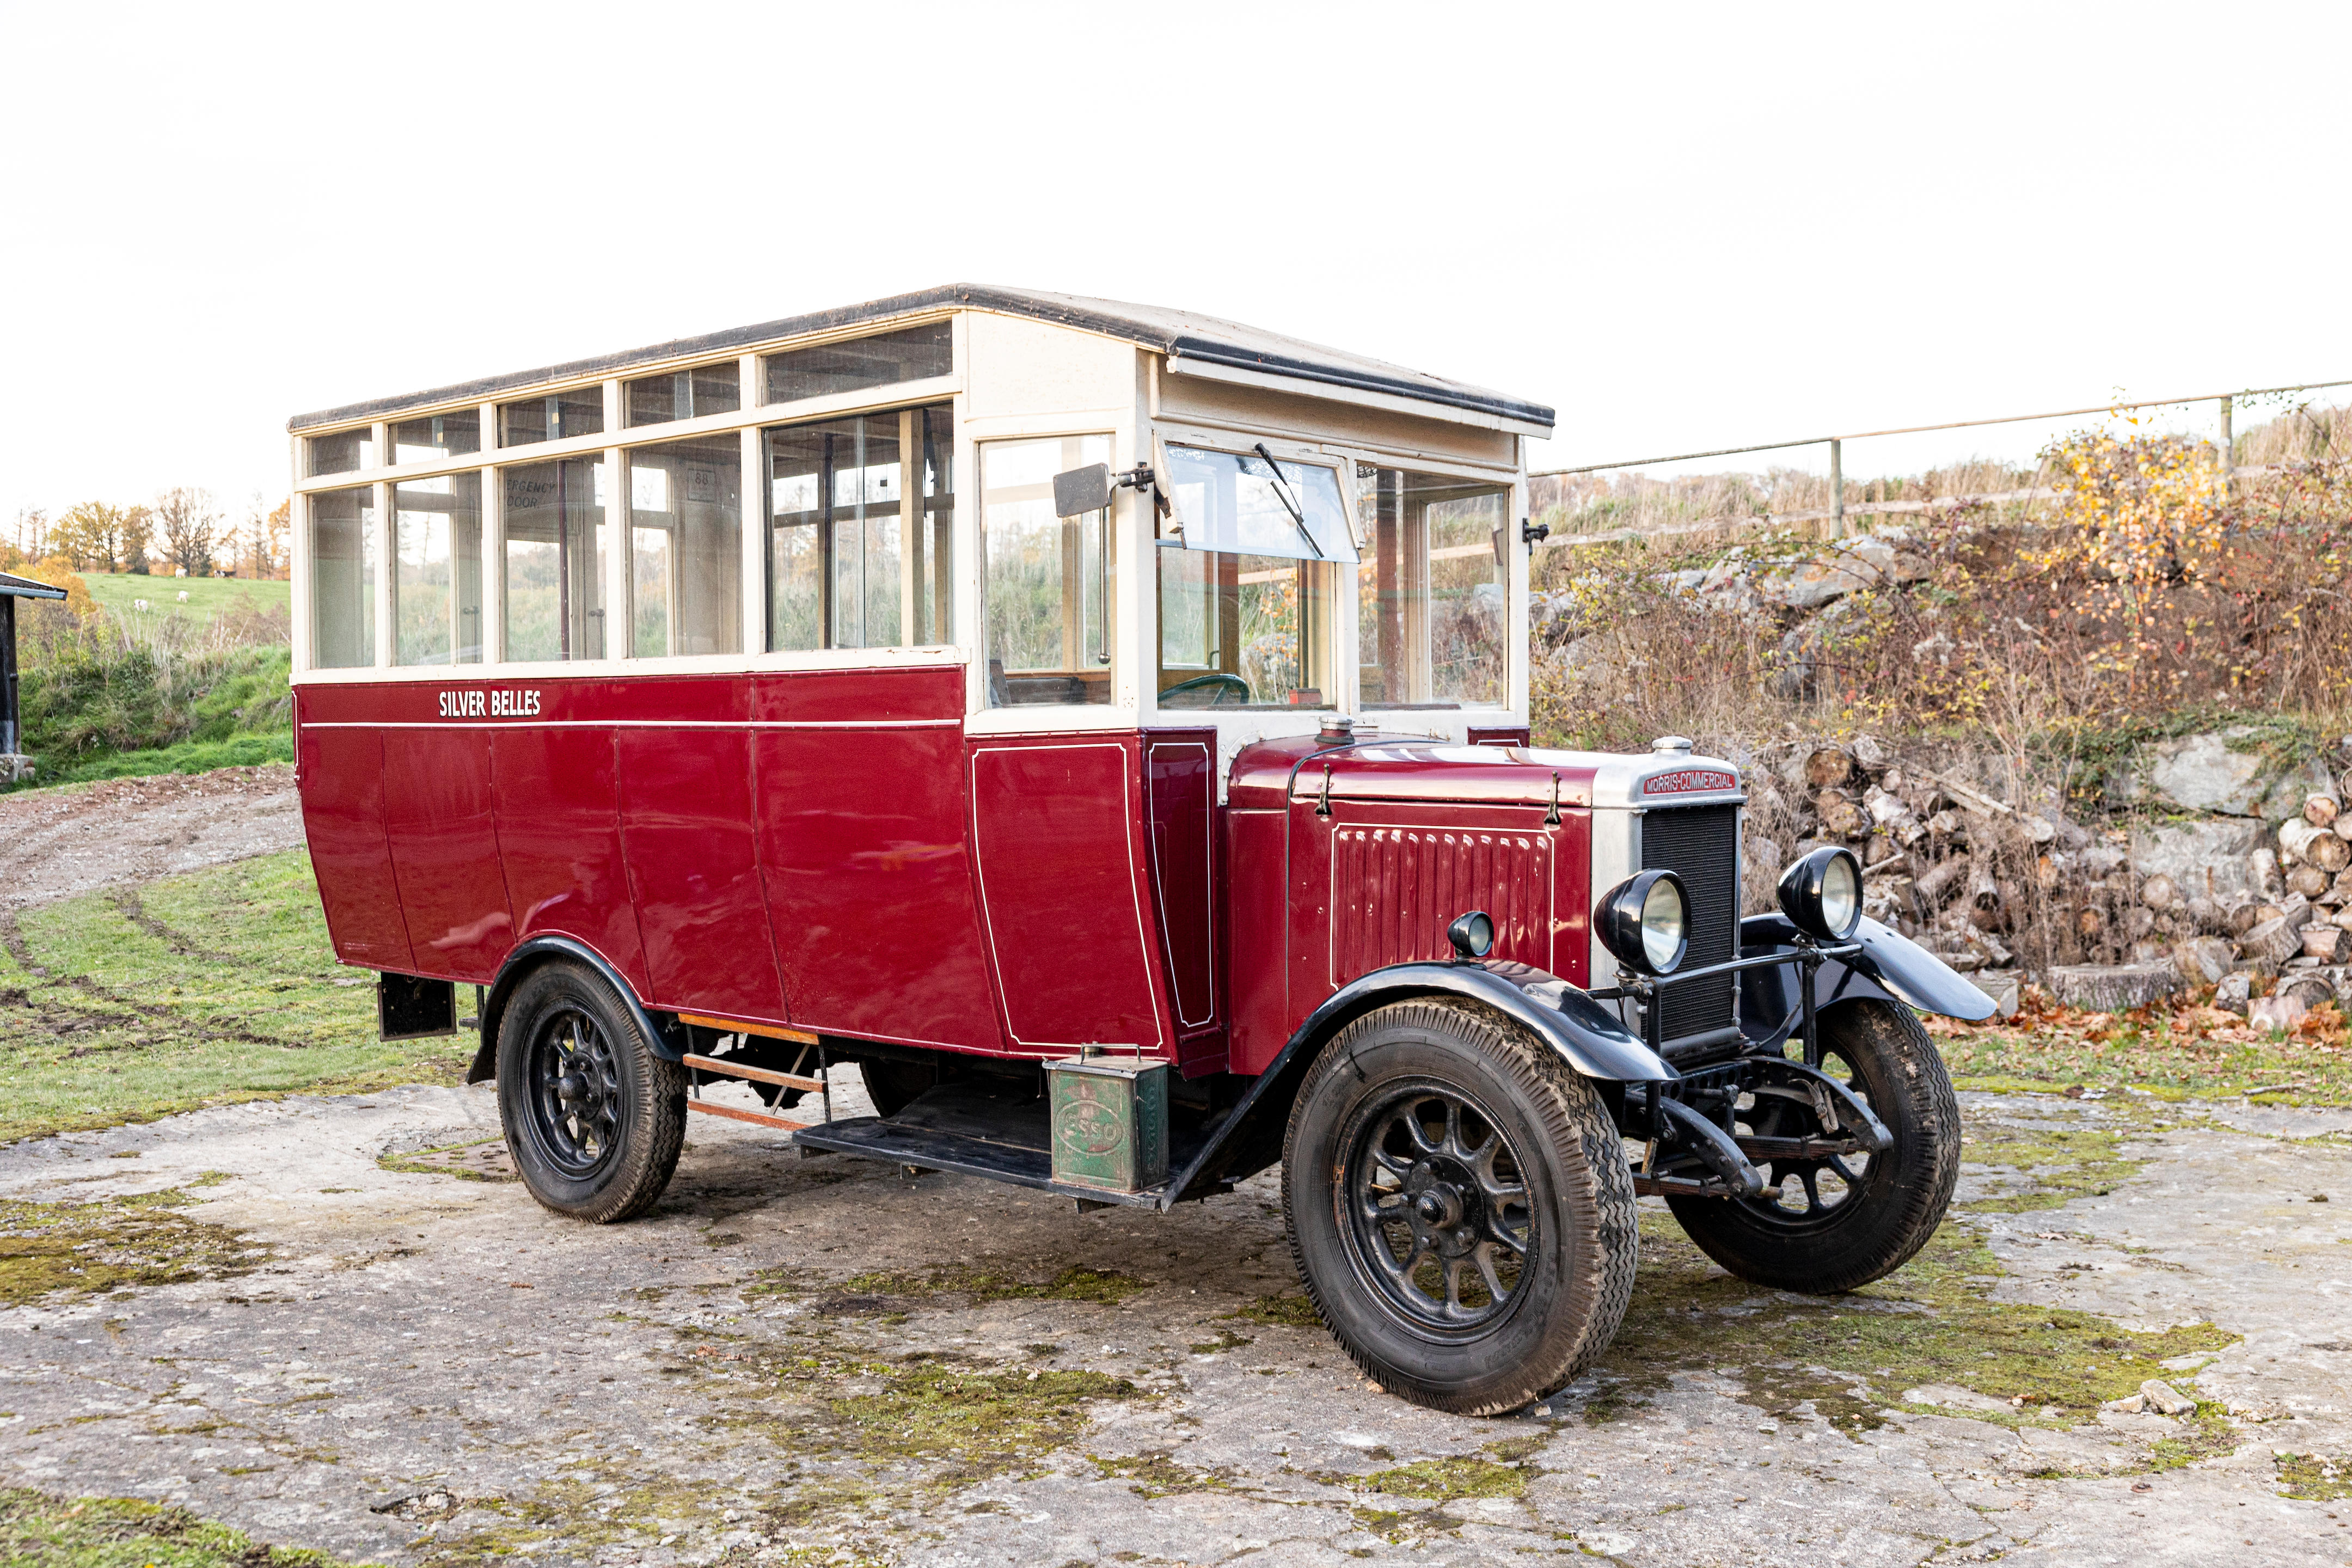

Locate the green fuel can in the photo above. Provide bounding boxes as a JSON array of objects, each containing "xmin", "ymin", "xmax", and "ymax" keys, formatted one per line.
[{"xmin": 1044, "ymin": 1048, "xmax": 1169, "ymax": 1193}]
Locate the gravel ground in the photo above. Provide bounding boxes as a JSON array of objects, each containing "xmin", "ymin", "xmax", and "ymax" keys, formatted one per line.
[
  {"xmin": 2, "ymin": 769, "xmax": 2346, "ymax": 1564},
  {"xmin": 0, "ymin": 1081, "xmax": 2344, "ymax": 1568}
]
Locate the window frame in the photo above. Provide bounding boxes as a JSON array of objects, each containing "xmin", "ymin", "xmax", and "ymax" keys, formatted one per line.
[
  {"xmin": 289, "ymin": 315, "xmax": 965, "ymax": 683},
  {"xmin": 1142, "ymin": 422, "xmax": 1524, "ymax": 726},
  {"xmin": 973, "ymin": 428, "xmax": 1119, "ymax": 716},
  {"xmin": 1142, "ymin": 427, "xmax": 1357, "ymax": 717}
]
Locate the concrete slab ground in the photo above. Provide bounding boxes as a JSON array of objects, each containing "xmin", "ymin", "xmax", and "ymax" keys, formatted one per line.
[{"xmin": 0, "ymin": 1079, "xmax": 2345, "ymax": 1567}]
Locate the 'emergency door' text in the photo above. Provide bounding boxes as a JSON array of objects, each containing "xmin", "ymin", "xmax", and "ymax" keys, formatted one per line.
[{"xmin": 438, "ymin": 689, "xmax": 542, "ymax": 719}]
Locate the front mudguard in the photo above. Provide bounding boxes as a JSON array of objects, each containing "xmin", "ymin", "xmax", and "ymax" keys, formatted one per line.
[
  {"xmin": 1159, "ymin": 960, "xmax": 1671, "ymax": 1205},
  {"xmin": 1738, "ymin": 912, "xmax": 1996, "ymax": 1049}
]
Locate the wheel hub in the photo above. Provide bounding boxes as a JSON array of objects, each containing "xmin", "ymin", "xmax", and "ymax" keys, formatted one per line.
[
  {"xmin": 1406, "ymin": 1160, "xmax": 1479, "ymax": 1251},
  {"xmin": 525, "ymin": 1010, "xmax": 623, "ymax": 1178},
  {"xmin": 1342, "ymin": 1083, "xmax": 1535, "ymax": 1334}
]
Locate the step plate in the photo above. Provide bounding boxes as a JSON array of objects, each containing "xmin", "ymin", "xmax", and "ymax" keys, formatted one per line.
[{"xmin": 790, "ymin": 1081, "xmax": 1173, "ymax": 1208}]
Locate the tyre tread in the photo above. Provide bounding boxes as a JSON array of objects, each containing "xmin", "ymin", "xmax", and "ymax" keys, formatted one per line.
[
  {"xmin": 498, "ymin": 959, "xmax": 685, "ymax": 1224},
  {"xmin": 1283, "ymin": 998, "xmax": 1638, "ymax": 1416}
]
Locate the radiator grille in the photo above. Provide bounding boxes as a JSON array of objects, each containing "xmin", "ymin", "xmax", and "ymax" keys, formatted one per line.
[
  {"xmin": 1330, "ymin": 826, "xmax": 1552, "ymax": 983},
  {"xmin": 1638, "ymin": 805, "xmax": 1739, "ymax": 1046}
]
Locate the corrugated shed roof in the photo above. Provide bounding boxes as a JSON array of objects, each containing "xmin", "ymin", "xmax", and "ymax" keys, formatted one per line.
[
  {"xmin": 286, "ymin": 284, "xmax": 1553, "ymax": 434},
  {"xmin": 0, "ymin": 570, "xmax": 69, "ymax": 601}
]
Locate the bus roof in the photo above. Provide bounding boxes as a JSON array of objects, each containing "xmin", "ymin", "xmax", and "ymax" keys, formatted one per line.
[{"xmin": 286, "ymin": 283, "xmax": 1554, "ymax": 435}]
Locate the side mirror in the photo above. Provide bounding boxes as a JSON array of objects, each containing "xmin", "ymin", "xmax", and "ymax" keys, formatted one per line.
[{"xmin": 1053, "ymin": 463, "xmax": 1113, "ymax": 518}]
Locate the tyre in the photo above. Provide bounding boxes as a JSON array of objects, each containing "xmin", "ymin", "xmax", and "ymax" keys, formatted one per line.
[
  {"xmin": 1282, "ymin": 1000, "xmax": 1639, "ymax": 1416},
  {"xmin": 1667, "ymin": 999, "xmax": 1960, "ymax": 1293},
  {"xmin": 497, "ymin": 960, "xmax": 687, "ymax": 1223}
]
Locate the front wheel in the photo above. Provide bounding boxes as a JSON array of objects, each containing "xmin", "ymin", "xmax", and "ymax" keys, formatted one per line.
[
  {"xmin": 1665, "ymin": 1000, "xmax": 1960, "ymax": 1293},
  {"xmin": 497, "ymin": 960, "xmax": 686, "ymax": 1223},
  {"xmin": 1282, "ymin": 1000, "xmax": 1638, "ymax": 1416}
]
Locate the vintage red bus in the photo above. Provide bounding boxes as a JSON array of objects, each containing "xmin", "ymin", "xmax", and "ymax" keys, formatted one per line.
[{"xmin": 289, "ymin": 285, "xmax": 1991, "ymax": 1414}]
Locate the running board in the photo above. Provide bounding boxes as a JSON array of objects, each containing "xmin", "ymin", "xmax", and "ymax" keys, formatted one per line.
[
  {"xmin": 791, "ymin": 1114, "xmax": 1170, "ymax": 1210},
  {"xmin": 789, "ymin": 1081, "xmax": 1210, "ymax": 1210}
]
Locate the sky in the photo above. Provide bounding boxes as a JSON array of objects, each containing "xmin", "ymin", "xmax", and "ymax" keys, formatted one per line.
[{"xmin": 2, "ymin": 1, "xmax": 2347, "ymax": 536}]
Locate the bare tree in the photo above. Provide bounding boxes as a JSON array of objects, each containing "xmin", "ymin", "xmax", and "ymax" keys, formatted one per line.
[
  {"xmin": 153, "ymin": 487, "xmax": 220, "ymax": 577},
  {"xmin": 9, "ymin": 506, "xmax": 48, "ymax": 564}
]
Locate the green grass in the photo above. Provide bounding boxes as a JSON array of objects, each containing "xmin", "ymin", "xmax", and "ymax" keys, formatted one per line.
[
  {"xmin": 11, "ymin": 640, "xmax": 292, "ymax": 792},
  {"xmin": 78, "ymin": 572, "xmax": 288, "ymax": 628},
  {"xmin": 34, "ymin": 732, "xmax": 294, "ymax": 786},
  {"xmin": 0, "ymin": 1487, "xmax": 360, "ymax": 1566},
  {"xmin": 0, "ymin": 849, "xmax": 470, "ymax": 1145}
]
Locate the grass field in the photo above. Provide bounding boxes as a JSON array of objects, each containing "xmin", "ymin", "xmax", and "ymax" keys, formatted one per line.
[
  {"xmin": 0, "ymin": 849, "xmax": 470, "ymax": 1146},
  {"xmin": 77, "ymin": 571, "xmax": 289, "ymax": 628},
  {"xmin": 30, "ymin": 717, "xmax": 295, "ymax": 787}
]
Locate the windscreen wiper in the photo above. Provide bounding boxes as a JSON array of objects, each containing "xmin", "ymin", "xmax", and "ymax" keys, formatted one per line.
[{"xmin": 1251, "ymin": 442, "xmax": 1322, "ymax": 559}]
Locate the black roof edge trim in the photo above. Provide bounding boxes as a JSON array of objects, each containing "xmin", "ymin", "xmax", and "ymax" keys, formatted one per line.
[
  {"xmin": 286, "ymin": 283, "xmax": 1555, "ymax": 434},
  {"xmin": 0, "ymin": 572, "xmax": 70, "ymax": 601}
]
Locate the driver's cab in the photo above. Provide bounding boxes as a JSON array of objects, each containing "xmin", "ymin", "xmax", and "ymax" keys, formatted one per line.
[{"xmin": 957, "ymin": 291, "xmax": 1548, "ymax": 766}]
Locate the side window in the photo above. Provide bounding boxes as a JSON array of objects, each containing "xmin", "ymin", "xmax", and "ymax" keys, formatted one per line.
[
  {"xmin": 981, "ymin": 434, "xmax": 1111, "ymax": 707},
  {"xmin": 503, "ymin": 459, "xmax": 608, "ymax": 661},
  {"xmin": 310, "ymin": 485, "xmax": 378, "ymax": 669},
  {"xmin": 766, "ymin": 402, "xmax": 953, "ymax": 652},
  {"xmin": 628, "ymin": 434, "xmax": 742, "ymax": 657},
  {"xmin": 394, "ymin": 473, "xmax": 482, "ymax": 666},
  {"xmin": 1155, "ymin": 445, "xmax": 1352, "ymax": 710},
  {"xmin": 1356, "ymin": 464, "xmax": 1509, "ymax": 708}
]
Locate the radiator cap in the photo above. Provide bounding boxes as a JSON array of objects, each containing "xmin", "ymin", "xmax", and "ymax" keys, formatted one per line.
[{"xmin": 1651, "ymin": 734, "xmax": 1694, "ymax": 756}]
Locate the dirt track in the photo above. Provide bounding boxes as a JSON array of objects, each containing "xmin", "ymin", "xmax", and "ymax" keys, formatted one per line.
[{"xmin": 0, "ymin": 764, "xmax": 305, "ymax": 910}]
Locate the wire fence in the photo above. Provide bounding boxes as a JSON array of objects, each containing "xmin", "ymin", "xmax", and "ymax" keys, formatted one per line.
[{"xmin": 1528, "ymin": 379, "xmax": 2352, "ymax": 549}]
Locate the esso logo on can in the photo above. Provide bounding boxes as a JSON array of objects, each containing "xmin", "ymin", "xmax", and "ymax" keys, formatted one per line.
[
  {"xmin": 1644, "ymin": 768, "xmax": 1737, "ymax": 796},
  {"xmin": 437, "ymin": 689, "xmax": 542, "ymax": 719}
]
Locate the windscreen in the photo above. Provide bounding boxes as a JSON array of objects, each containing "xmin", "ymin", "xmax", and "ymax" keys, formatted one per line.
[{"xmin": 1162, "ymin": 444, "xmax": 1357, "ymax": 565}]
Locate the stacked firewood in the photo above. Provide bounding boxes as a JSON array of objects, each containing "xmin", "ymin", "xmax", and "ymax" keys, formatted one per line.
[{"xmin": 1742, "ymin": 740, "xmax": 2352, "ymax": 1013}]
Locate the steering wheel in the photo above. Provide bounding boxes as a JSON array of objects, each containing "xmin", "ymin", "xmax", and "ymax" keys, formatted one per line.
[{"xmin": 1159, "ymin": 672, "xmax": 1252, "ymax": 706}]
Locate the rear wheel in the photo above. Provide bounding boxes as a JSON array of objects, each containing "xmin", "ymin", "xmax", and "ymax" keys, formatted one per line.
[
  {"xmin": 497, "ymin": 960, "xmax": 685, "ymax": 1223},
  {"xmin": 1282, "ymin": 1000, "xmax": 1638, "ymax": 1416},
  {"xmin": 1665, "ymin": 1000, "xmax": 1959, "ymax": 1293}
]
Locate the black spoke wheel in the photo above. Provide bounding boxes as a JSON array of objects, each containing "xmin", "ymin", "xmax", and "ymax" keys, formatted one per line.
[
  {"xmin": 527, "ymin": 1008, "xmax": 624, "ymax": 1177},
  {"xmin": 497, "ymin": 960, "xmax": 685, "ymax": 1223},
  {"xmin": 1284, "ymin": 1000, "xmax": 1637, "ymax": 1416},
  {"xmin": 1667, "ymin": 1000, "xmax": 1960, "ymax": 1294},
  {"xmin": 1343, "ymin": 1082, "xmax": 1534, "ymax": 1334}
]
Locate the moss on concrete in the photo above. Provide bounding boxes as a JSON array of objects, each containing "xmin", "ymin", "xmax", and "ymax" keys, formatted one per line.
[
  {"xmin": 822, "ymin": 1362, "xmax": 1137, "ymax": 1481},
  {"xmin": 829, "ymin": 1263, "xmax": 1146, "ymax": 1308},
  {"xmin": 0, "ymin": 1185, "xmax": 264, "ymax": 1307},
  {"xmin": 1358, "ymin": 1455, "xmax": 1529, "ymax": 1502},
  {"xmin": 1586, "ymin": 1210, "xmax": 2233, "ymax": 1437},
  {"xmin": 1230, "ymin": 1291, "xmax": 1322, "ymax": 1327},
  {"xmin": 2276, "ymin": 1451, "xmax": 2352, "ymax": 1501},
  {"xmin": 1089, "ymin": 1450, "xmax": 1238, "ymax": 1499},
  {"xmin": 0, "ymin": 1486, "xmax": 355, "ymax": 1566},
  {"xmin": 1959, "ymin": 1116, "xmax": 2151, "ymax": 1214}
]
